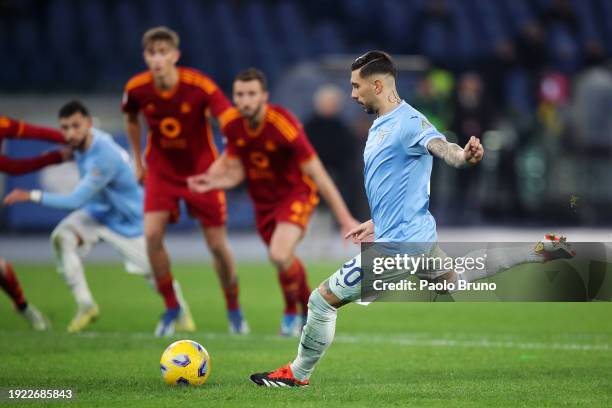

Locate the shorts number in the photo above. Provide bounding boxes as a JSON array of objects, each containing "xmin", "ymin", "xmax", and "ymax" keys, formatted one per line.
[{"xmin": 340, "ymin": 258, "xmax": 362, "ymax": 287}]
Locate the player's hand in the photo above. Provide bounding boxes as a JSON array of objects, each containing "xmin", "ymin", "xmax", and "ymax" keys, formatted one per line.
[
  {"xmin": 464, "ymin": 136, "xmax": 484, "ymax": 166},
  {"xmin": 344, "ymin": 219, "xmax": 375, "ymax": 244},
  {"xmin": 3, "ymin": 189, "xmax": 31, "ymax": 206},
  {"xmin": 187, "ymin": 172, "xmax": 215, "ymax": 194},
  {"xmin": 59, "ymin": 147, "xmax": 74, "ymax": 161},
  {"xmin": 340, "ymin": 216, "xmax": 362, "ymax": 244}
]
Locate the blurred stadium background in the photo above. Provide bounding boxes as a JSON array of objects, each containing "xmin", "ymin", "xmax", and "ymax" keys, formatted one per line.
[{"xmin": 1, "ymin": 0, "xmax": 612, "ymax": 262}]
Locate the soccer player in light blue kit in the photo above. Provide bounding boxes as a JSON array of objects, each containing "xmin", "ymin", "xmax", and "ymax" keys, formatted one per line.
[
  {"xmin": 250, "ymin": 51, "xmax": 573, "ymax": 387},
  {"xmin": 3, "ymin": 101, "xmax": 193, "ymax": 336}
]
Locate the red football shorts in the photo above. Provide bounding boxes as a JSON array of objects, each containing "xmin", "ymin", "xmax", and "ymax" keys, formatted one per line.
[
  {"xmin": 144, "ymin": 172, "xmax": 226, "ymax": 227},
  {"xmin": 255, "ymin": 194, "xmax": 318, "ymax": 246}
]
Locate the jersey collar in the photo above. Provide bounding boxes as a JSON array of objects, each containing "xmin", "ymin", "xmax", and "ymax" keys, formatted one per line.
[{"xmin": 242, "ymin": 105, "xmax": 268, "ymax": 138}]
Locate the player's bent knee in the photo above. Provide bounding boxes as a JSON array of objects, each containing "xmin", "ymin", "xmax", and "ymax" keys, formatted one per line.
[
  {"xmin": 317, "ymin": 281, "xmax": 345, "ymax": 308},
  {"xmin": 268, "ymin": 247, "xmax": 292, "ymax": 270},
  {"xmin": 144, "ymin": 229, "xmax": 164, "ymax": 249},
  {"xmin": 206, "ymin": 239, "xmax": 229, "ymax": 259},
  {"xmin": 51, "ymin": 226, "xmax": 79, "ymax": 251}
]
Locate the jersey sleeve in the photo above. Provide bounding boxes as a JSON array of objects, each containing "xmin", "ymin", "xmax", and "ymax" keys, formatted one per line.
[
  {"xmin": 40, "ymin": 158, "xmax": 117, "ymax": 210},
  {"xmin": 217, "ymin": 108, "xmax": 243, "ymax": 158},
  {"xmin": 275, "ymin": 108, "xmax": 316, "ymax": 163},
  {"xmin": 121, "ymin": 85, "xmax": 141, "ymax": 114},
  {"xmin": 0, "ymin": 151, "xmax": 63, "ymax": 175},
  {"xmin": 207, "ymin": 87, "xmax": 232, "ymax": 118},
  {"xmin": 292, "ymin": 126, "xmax": 317, "ymax": 163},
  {"xmin": 0, "ymin": 116, "xmax": 64, "ymax": 143},
  {"xmin": 400, "ymin": 115, "xmax": 446, "ymax": 156}
]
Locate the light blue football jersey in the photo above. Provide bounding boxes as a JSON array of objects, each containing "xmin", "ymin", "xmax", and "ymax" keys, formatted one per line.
[
  {"xmin": 41, "ymin": 128, "xmax": 144, "ymax": 237},
  {"xmin": 363, "ymin": 101, "xmax": 445, "ymax": 243}
]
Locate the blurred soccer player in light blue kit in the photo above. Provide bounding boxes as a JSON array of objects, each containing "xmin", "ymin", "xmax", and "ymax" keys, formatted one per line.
[
  {"xmin": 3, "ymin": 100, "xmax": 194, "ymax": 336},
  {"xmin": 249, "ymin": 51, "xmax": 574, "ymax": 387}
]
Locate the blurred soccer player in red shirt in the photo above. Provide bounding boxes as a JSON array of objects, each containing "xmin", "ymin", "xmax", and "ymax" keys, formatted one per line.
[
  {"xmin": 188, "ymin": 69, "xmax": 359, "ymax": 336},
  {"xmin": 0, "ymin": 116, "xmax": 71, "ymax": 330},
  {"xmin": 122, "ymin": 27, "xmax": 247, "ymax": 336}
]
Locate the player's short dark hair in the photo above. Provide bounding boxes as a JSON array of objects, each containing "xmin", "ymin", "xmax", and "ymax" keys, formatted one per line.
[
  {"xmin": 58, "ymin": 100, "xmax": 90, "ymax": 118},
  {"xmin": 351, "ymin": 50, "xmax": 396, "ymax": 79},
  {"xmin": 142, "ymin": 26, "xmax": 180, "ymax": 49},
  {"xmin": 234, "ymin": 68, "xmax": 268, "ymax": 91}
]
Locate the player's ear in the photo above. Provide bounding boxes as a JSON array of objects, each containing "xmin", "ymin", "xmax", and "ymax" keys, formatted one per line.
[
  {"xmin": 173, "ymin": 49, "xmax": 181, "ymax": 64},
  {"xmin": 262, "ymin": 90, "xmax": 269, "ymax": 103},
  {"xmin": 373, "ymin": 79, "xmax": 383, "ymax": 95}
]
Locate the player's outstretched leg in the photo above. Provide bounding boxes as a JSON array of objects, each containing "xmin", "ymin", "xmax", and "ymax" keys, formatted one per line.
[
  {"xmin": 51, "ymin": 224, "xmax": 99, "ymax": 333},
  {"xmin": 250, "ymin": 255, "xmax": 361, "ymax": 386},
  {"xmin": 202, "ymin": 225, "xmax": 249, "ymax": 335},
  {"xmin": 455, "ymin": 234, "xmax": 576, "ymax": 286},
  {"xmin": 0, "ymin": 258, "xmax": 50, "ymax": 330}
]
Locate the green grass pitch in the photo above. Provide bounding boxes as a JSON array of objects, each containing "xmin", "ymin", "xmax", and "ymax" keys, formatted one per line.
[{"xmin": 1, "ymin": 261, "xmax": 611, "ymax": 407}]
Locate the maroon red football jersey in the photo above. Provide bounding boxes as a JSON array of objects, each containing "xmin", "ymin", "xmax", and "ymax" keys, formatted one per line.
[{"xmin": 122, "ymin": 67, "xmax": 232, "ymax": 183}]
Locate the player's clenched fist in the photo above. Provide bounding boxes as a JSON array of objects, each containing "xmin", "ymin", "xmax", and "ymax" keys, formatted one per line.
[{"xmin": 464, "ymin": 136, "xmax": 484, "ymax": 166}]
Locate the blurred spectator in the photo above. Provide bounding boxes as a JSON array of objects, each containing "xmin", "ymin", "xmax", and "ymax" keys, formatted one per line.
[
  {"xmin": 304, "ymin": 84, "xmax": 365, "ymax": 218},
  {"xmin": 516, "ymin": 20, "xmax": 547, "ymax": 72},
  {"xmin": 450, "ymin": 72, "xmax": 494, "ymax": 218},
  {"xmin": 571, "ymin": 68, "xmax": 612, "ymax": 152},
  {"xmin": 451, "ymin": 72, "xmax": 493, "ymax": 145},
  {"xmin": 536, "ymin": 71, "xmax": 571, "ymax": 139}
]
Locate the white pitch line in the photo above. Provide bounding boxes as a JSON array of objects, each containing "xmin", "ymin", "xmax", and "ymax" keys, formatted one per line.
[{"xmin": 5, "ymin": 330, "xmax": 605, "ymax": 352}]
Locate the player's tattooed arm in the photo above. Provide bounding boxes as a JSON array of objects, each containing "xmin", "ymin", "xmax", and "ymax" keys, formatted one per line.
[{"xmin": 427, "ymin": 136, "xmax": 484, "ymax": 168}]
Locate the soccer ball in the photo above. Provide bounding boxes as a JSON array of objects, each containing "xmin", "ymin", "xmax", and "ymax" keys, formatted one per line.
[{"xmin": 159, "ymin": 340, "xmax": 211, "ymax": 386}]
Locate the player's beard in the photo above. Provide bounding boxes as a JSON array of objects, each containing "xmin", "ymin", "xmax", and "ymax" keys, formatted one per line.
[
  {"xmin": 70, "ymin": 138, "xmax": 85, "ymax": 150},
  {"xmin": 362, "ymin": 102, "xmax": 376, "ymax": 114},
  {"xmin": 243, "ymin": 103, "xmax": 264, "ymax": 123},
  {"xmin": 357, "ymin": 99, "xmax": 376, "ymax": 114}
]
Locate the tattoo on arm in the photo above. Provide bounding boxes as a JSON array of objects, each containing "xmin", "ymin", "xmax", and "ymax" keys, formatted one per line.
[{"xmin": 426, "ymin": 138, "xmax": 466, "ymax": 168}]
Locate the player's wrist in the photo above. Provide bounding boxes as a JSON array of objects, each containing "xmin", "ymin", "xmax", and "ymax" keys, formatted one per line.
[{"xmin": 30, "ymin": 190, "xmax": 42, "ymax": 203}]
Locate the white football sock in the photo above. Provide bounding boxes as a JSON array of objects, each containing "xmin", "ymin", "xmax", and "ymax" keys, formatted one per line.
[
  {"xmin": 291, "ymin": 289, "xmax": 337, "ymax": 381},
  {"xmin": 51, "ymin": 228, "xmax": 94, "ymax": 308},
  {"xmin": 458, "ymin": 245, "xmax": 542, "ymax": 283},
  {"xmin": 172, "ymin": 280, "xmax": 188, "ymax": 310}
]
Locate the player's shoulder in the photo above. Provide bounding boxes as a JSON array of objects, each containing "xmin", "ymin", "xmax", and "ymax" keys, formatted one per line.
[
  {"xmin": 179, "ymin": 67, "xmax": 219, "ymax": 95},
  {"xmin": 124, "ymin": 71, "xmax": 153, "ymax": 92},
  {"xmin": 266, "ymin": 104, "xmax": 303, "ymax": 142},
  {"xmin": 218, "ymin": 107, "xmax": 243, "ymax": 132},
  {"xmin": 267, "ymin": 104, "xmax": 300, "ymax": 124},
  {"xmin": 397, "ymin": 102, "xmax": 432, "ymax": 133},
  {"xmin": 0, "ymin": 115, "xmax": 14, "ymax": 126},
  {"xmin": 91, "ymin": 129, "xmax": 122, "ymax": 159}
]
